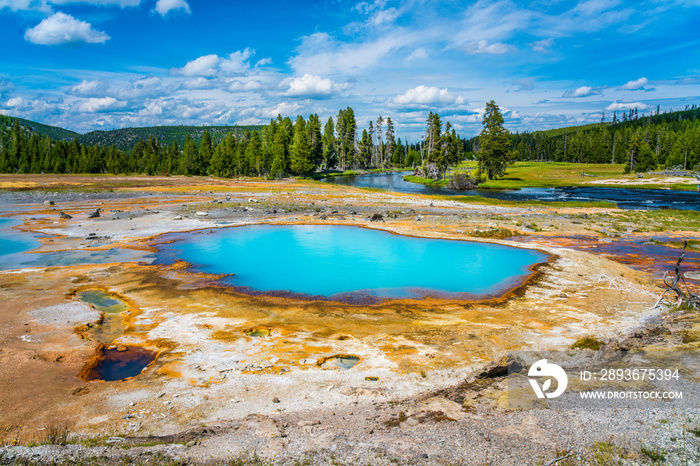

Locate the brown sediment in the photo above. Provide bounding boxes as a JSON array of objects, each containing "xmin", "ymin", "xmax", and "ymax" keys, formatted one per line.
[{"xmin": 77, "ymin": 343, "xmax": 106, "ymax": 380}]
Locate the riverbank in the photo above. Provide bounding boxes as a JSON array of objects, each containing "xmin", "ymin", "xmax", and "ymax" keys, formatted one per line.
[
  {"xmin": 403, "ymin": 161, "xmax": 699, "ymax": 191},
  {"xmin": 0, "ymin": 174, "xmax": 698, "ymax": 464}
]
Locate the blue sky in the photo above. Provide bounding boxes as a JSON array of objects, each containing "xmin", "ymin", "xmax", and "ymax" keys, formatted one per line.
[{"xmin": 0, "ymin": 0, "xmax": 699, "ymax": 138}]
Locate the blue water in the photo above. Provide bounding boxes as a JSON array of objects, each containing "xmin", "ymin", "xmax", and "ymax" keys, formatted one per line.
[
  {"xmin": 0, "ymin": 217, "xmax": 152, "ymax": 270},
  {"xmin": 0, "ymin": 218, "xmax": 40, "ymax": 260},
  {"xmin": 155, "ymin": 225, "xmax": 548, "ymax": 300},
  {"xmin": 323, "ymin": 172, "xmax": 700, "ymax": 211}
]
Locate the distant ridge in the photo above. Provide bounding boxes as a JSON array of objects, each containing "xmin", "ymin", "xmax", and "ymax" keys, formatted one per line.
[
  {"xmin": 0, "ymin": 115, "xmax": 79, "ymax": 141},
  {"xmin": 77, "ymin": 125, "xmax": 264, "ymax": 151},
  {"xmin": 0, "ymin": 115, "xmax": 263, "ymax": 151}
]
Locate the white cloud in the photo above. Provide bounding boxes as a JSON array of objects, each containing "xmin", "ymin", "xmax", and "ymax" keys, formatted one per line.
[
  {"xmin": 76, "ymin": 96, "xmax": 125, "ymax": 112},
  {"xmin": 508, "ymin": 78, "xmax": 535, "ymax": 92},
  {"xmin": 68, "ymin": 79, "xmax": 109, "ymax": 96},
  {"xmin": 280, "ymin": 74, "xmax": 349, "ymax": 99},
  {"xmin": 5, "ymin": 97, "xmax": 24, "ymax": 107},
  {"xmin": 154, "ymin": 0, "xmax": 189, "ymax": 16},
  {"xmin": 172, "ymin": 54, "xmax": 220, "ymax": 77},
  {"xmin": 0, "ymin": 0, "xmax": 139, "ymax": 12},
  {"xmin": 229, "ymin": 80, "xmax": 264, "ymax": 92},
  {"xmin": 116, "ymin": 76, "xmax": 165, "ymax": 99},
  {"xmin": 172, "ymin": 49, "xmax": 256, "ymax": 77},
  {"xmin": 406, "ymin": 47, "xmax": 429, "ymax": 61},
  {"xmin": 393, "ymin": 85, "xmax": 464, "ymax": 108},
  {"xmin": 220, "ymin": 48, "xmax": 254, "ymax": 73},
  {"xmin": 605, "ymin": 100, "xmax": 648, "ymax": 111},
  {"xmin": 452, "ymin": 1, "xmax": 525, "ymax": 54},
  {"xmin": 289, "ymin": 31, "xmax": 416, "ymax": 75},
  {"xmin": 617, "ymin": 77, "xmax": 648, "ymax": 90},
  {"xmin": 261, "ymin": 101, "xmax": 302, "ymax": 119},
  {"xmin": 531, "ymin": 38, "xmax": 554, "ymax": 53},
  {"xmin": 562, "ymin": 85, "xmax": 603, "ymax": 98},
  {"xmin": 462, "ymin": 40, "xmax": 511, "ymax": 55},
  {"xmin": 24, "ymin": 12, "xmax": 110, "ymax": 45},
  {"xmin": 51, "ymin": 0, "xmax": 140, "ymax": 6},
  {"xmin": 180, "ymin": 77, "xmax": 217, "ymax": 89},
  {"xmin": 0, "ymin": 79, "xmax": 14, "ymax": 92},
  {"xmin": 255, "ymin": 57, "xmax": 272, "ymax": 67}
]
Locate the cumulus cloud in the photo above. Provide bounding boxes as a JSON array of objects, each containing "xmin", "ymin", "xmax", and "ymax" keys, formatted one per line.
[
  {"xmin": 5, "ymin": 97, "xmax": 24, "ymax": 107},
  {"xmin": 154, "ymin": 0, "xmax": 190, "ymax": 16},
  {"xmin": 617, "ymin": 77, "xmax": 648, "ymax": 90},
  {"xmin": 229, "ymin": 80, "xmax": 265, "ymax": 92},
  {"xmin": 172, "ymin": 50, "xmax": 256, "ymax": 77},
  {"xmin": 562, "ymin": 85, "xmax": 603, "ymax": 98},
  {"xmin": 116, "ymin": 76, "xmax": 165, "ymax": 99},
  {"xmin": 180, "ymin": 77, "xmax": 217, "ymax": 90},
  {"xmin": 24, "ymin": 12, "xmax": 109, "ymax": 46},
  {"xmin": 76, "ymin": 97, "xmax": 125, "ymax": 112},
  {"xmin": 68, "ymin": 79, "xmax": 109, "ymax": 96},
  {"xmin": 280, "ymin": 74, "xmax": 350, "ymax": 99},
  {"xmin": 220, "ymin": 48, "xmax": 254, "ymax": 73},
  {"xmin": 172, "ymin": 54, "xmax": 220, "ymax": 77},
  {"xmin": 605, "ymin": 100, "xmax": 648, "ymax": 111},
  {"xmin": 393, "ymin": 85, "xmax": 464, "ymax": 108}
]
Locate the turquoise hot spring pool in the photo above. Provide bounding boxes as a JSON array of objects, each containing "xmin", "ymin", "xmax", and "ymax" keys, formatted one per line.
[{"xmin": 154, "ymin": 224, "xmax": 549, "ymax": 301}]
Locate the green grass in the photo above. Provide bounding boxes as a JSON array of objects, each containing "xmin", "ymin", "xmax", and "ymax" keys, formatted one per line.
[
  {"xmin": 473, "ymin": 161, "xmax": 626, "ymax": 189},
  {"xmin": 571, "ymin": 336, "xmax": 604, "ymax": 350},
  {"xmin": 438, "ymin": 194, "xmax": 617, "ymax": 209},
  {"xmin": 590, "ymin": 440, "xmax": 627, "ymax": 465},
  {"xmin": 403, "ymin": 174, "xmax": 446, "ymax": 187},
  {"xmin": 422, "ymin": 161, "xmax": 698, "ymax": 191},
  {"xmin": 640, "ymin": 443, "xmax": 667, "ymax": 463},
  {"xmin": 468, "ymin": 228, "xmax": 516, "ymax": 239}
]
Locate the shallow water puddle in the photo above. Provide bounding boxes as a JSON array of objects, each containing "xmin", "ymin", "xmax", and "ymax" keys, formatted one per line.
[
  {"xmin": 320, "ymin": 355, "xmax": 361, "ymax": 370},
  {"xmin": 245, "ymin": 327, "xmax": 271, "ymax": 337},
  {"xmin": 77, "ymin": 290, "xmax": 129, "ymax": 313},
  {"xmin": 76, "ymin": 289, "xmax": 129, "ymax": 344},
  {"xmin": 84, "ymin": 346, "xmax": 157, "ymax": 382}
]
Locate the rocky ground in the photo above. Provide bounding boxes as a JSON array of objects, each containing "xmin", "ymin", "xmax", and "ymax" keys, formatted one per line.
[{"xmin": 0, "ymin": 174, "xmax": 699, "ymax": 465}]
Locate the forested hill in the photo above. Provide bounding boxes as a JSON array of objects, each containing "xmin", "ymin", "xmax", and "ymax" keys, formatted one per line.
[
  {"xmin": 466, "ymin": 104, "xmax": 700, "ymax": 172},
  {"xmin": 0, "ymin": 115, "xmax": 78, "ymax": 141},
  {"xmin": 77, "ymin": 125, "xmax": 264, "ymax": 151}
]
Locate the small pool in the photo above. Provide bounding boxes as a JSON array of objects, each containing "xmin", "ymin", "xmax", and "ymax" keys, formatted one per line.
[
  {"xmin": 155, "ymin": 225, "xmax": 548, "ymax": 301},
  {"xmin": 83, "ymin": 346, "xmax": 157, "ymax": 382},
  {"xmin": 78, "ymin": 290, "xmax": 129, "ymax": 313}
]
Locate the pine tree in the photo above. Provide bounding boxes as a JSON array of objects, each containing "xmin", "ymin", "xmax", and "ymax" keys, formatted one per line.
[
  {"xmin": 385, "ymin": 117, "xmax": 395, "ymax": 168},
  {"xmin": 391, "ymin": 137, "xmax": 405, "ymax": 166},
  {"xmin": 290, "ymin": 116, "xmax": 315, "ymax": 177},
  {"xmin": 477, "ymin": 100, "xmax": 512, "ymax": 180},
  {"xmin": 180, "ymin": 135, "xmax": 200, "ymax": 175},
  {"xmin": 200, "ymin": 131, "xmax": 213, "ymax": 174},
  {"xmin": 322, "ymin": 117, "xmax": 336, "ymax": 170}
]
